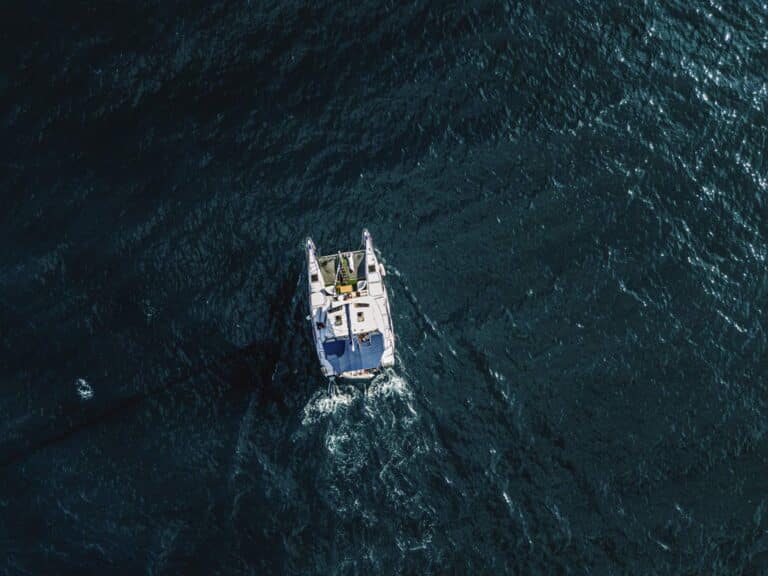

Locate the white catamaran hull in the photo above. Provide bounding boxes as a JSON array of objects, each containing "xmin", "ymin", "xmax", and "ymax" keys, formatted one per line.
[{"xmin": 305, "ymin": 229, "xmax": 395, "ymax": 381}]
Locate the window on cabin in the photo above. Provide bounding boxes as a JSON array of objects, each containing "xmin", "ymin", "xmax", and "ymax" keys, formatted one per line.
[
  {"xmin": 368, "ymin": 264, "xmax": 376, "ymax": 273},
  {"xmin": 357, "ymin": 312, "xmax": 364, "ymax": 322},
  {"xmin": 311, "ymin": 273, "xmax": 318, "ymax": 282},
  {"xmin": 334, "ymin": 315, "xmax": 342, "ymax": 326}
]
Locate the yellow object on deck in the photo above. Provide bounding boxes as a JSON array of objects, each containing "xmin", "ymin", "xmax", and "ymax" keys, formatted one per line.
[{"xmin": 338, "ymin": 284, "xmax": 353, "ymax": 294}]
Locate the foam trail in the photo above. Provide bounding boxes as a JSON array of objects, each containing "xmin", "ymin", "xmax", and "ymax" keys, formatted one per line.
[
  {"xmin": 301, "ymin": 386, "xmax": 359, "ymax": 426},
  {"xmin": 367, "ymin": 368, "xmax": 412, "ymax": 400}
]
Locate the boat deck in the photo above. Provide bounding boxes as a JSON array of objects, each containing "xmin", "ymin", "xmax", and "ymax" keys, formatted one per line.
[{"xmin": 322, "ymin": 332, "xmax": 385, "ymax": 374}]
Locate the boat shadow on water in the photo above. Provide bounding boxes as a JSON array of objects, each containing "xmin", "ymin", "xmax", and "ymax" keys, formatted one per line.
[
  {"xmin": 0, "ymin": 335, "xmax": 287, "ymax": 469},
  {"xmin": 0, "ymin": 263, "xmax": 310, "ymax": 469}
]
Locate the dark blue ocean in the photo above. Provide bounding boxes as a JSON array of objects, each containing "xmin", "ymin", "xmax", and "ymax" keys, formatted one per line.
[{"xmin": 2, "ymin": 1, "xmax": 768, "ymax": 574}]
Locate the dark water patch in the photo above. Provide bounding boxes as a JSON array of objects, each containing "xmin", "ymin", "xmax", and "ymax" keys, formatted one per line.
[{"xmin": 3, "ymin": 0, "xmax": 768, "ymax": 573}]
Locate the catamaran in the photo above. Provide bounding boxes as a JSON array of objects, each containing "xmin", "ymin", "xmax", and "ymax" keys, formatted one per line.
[{"xmin": 305, "ymin": 229, "xmax": 395, "ymax": 381}]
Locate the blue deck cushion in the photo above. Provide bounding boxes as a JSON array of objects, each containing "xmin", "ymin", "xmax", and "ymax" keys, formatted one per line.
[
  {"xmin": 322, "ymin": 332, "xmax": 385, "ymax": 374},
  {"xmin": 323, "ymin": 339, "xmax": 346, "ymax": 357}
]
